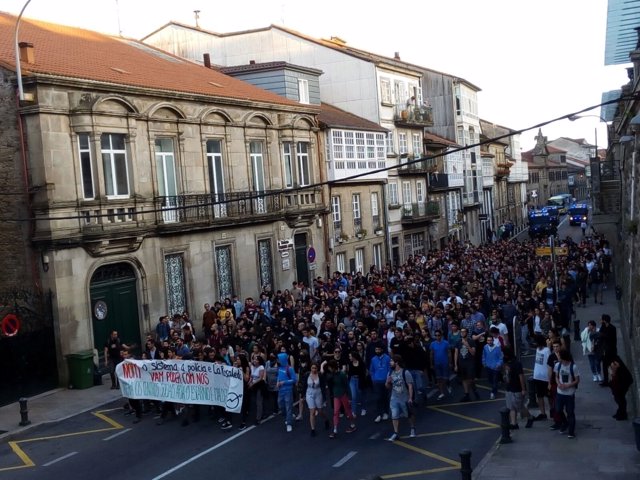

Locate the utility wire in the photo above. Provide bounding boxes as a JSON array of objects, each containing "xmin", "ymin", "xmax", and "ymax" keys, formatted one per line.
[{"xmin": 0, "ymin": 93, "xmax": 633, "ymax": 223}]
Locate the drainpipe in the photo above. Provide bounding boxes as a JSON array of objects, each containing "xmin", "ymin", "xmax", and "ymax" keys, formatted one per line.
[{"xmin": 381, "ymin": 180, "xmax": 391, "ymax": 267}]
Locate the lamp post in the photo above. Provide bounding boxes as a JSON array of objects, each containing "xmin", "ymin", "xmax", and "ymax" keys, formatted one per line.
[
  {"xmin": 14, "ymin": 0, "xmax": 32, "ymax": 101},
  {"xmin": 568, "ymin": 113, "xmax": 608, "ymax": 211}
]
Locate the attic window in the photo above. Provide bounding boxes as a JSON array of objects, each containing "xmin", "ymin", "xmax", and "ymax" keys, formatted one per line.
[
  {"xmin": 208, "ymin": 81, "xmax": 223, "ymax": 88},
  {"xmin": 110, "ymin": 67, "xmax": 130, "ymax": 74}
]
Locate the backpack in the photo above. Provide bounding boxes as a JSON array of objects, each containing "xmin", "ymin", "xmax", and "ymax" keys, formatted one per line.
[{"xmin": 555, "ymin": 361, "xmax": 577, "ymax": 389}]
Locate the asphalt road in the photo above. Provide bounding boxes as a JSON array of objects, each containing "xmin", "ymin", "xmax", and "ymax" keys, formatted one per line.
[
  {"xmin": 0, "ymin": 215, "xmax": 587, "ymax": 480},
  {"xmin": 0, "ymin": 379, "xmax": 507, "ymax": 480}
]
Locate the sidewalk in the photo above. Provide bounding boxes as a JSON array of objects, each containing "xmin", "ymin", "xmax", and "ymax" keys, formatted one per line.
[
  {"xmin": 0, "ymin": 382, "xmax": 122, "ymax": 440},
  {"xmin": 473, "ymin": 282, "xmax": 640, "ymax": 479}
]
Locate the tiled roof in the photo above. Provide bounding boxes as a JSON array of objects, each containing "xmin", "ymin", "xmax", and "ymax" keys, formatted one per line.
[
  {"xmin": 547, "ymin": 145, "xmax": 567, "ymax": 153},
  {"xmin": 219, "ymin": 61, "xmax": 322, "ymax": 76},
  {"xmin": 0, "ymin": 12, "xmax": 303, "ymax": 108},
  {"xmin": 424, "ymin": 132, "xmax": 460, "ymax": 147},
  {"xmin": 318, "ymin": 103, "xmax": 387, "ymax": 132}
]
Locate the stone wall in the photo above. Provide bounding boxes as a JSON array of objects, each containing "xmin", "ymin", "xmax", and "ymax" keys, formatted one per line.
[{"xmin": 0, "ymin": 68, "xmax": 36, "ymax": 292}]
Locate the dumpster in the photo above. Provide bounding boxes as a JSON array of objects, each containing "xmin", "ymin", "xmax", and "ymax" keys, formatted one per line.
[{"xmin": 66, "ymin": 350, "xmax": 95, "ymax": 390}]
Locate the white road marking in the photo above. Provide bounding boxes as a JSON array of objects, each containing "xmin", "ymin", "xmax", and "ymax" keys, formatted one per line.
[
  {"xmin": 103, "ymin": 428, "xmax": 131, "ymax": 441},
  {"xmin": 333, "ymin": 451, "xmax": 358, "ymax": 467},
  {"xmin": 369, "ymin": 432, "xmax": 381, "ymax": 440},
  {"xmin": 151, "ymin": 425, "xmax": 256, "ymax": 479},
  {"xmin": 43, "ymin": 451, "xmax": 78, "ymax": 467}
]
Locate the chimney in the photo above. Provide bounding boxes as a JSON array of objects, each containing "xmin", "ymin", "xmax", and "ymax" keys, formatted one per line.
[
  {"xmin": 203, "ymin": 53, "xmax": 211, "ymax": 68},
  {"xmin": 394, "ymin": 52, "xmax": 400, "ymax": 60},
  {"xmin": 249, "ymin": 60, "xmax": 255, "ymax": 65},
  {"xmin": 19, "ymin": 42, "xmax": 35, "ymax": 64}
]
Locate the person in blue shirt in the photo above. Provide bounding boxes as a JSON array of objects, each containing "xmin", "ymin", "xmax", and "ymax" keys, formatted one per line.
[
  {"xmin": 277, "ymin": 352, "xmax": 297, "ymax": 432},
  {"xmin": 369, "ymin": 345, "xmax": 391, "ymax": 423},
  {"xmin": 430, "ymin": 330, "xmax": 451, "ymax": 400}
]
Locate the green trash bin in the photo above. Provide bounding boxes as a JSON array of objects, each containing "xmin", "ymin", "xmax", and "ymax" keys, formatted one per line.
[{"xmin": 66, "ymin": 350, "xmax": 95, "ymax": 390}]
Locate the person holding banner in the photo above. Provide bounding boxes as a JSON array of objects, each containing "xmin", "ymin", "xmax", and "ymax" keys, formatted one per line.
[{"xmin": 277, "ymin": 352, "xmax": 297, "ymax": 432}]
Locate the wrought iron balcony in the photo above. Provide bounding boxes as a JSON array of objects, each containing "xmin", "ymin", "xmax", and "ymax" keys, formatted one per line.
[
  {"xmin": 398, "ymin": 157, "xmax": 437, "ymax": 175},
  {"xmin": 401, "ymin": 201, "xmax": 440, "ymax": 225},
  {"xmin": 154, "ymin": 187, "xmax": 324, "ymax": 229},
  {"xmin": 393, "ymin": 103, "xmax": 434, "ymax": 127}
]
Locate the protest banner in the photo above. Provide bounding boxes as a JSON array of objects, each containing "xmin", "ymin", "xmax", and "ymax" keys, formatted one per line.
[{"xmin": 116, "ymin": 359, "xmax": 244, "ymax": 413}]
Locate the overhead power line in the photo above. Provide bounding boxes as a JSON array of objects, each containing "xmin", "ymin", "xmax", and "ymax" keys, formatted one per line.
[{"xmin": 1, "ymin": 93, "xmax": 633, "ymax": 224}]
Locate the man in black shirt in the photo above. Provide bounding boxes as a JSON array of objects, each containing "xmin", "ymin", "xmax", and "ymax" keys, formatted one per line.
[
  {"xmin": 599, "ymin": 314, "xmax": 617, "ymax": 386},
  {"xmin": 103, "ymin": 330, "xmax": 130, "ymax": 389},
  {"xmin": 503, "ymin": 348, "xmax": 529, "ymax": 429}
]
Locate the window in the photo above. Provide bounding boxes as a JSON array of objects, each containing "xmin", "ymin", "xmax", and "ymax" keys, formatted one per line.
[
  {"xmin": 373, "ymin": 244, "xmax": 383, "ymax": 269},
  {"xmin": 257, "ymin": 239, "xmax": 274, "ymax": 291},
  {"xmin": 380, "ymin": 78, "xmax": 392, "ymax": 104},
  {"xmin": 283, "ymin": 142, "xmax": 294, "ymax": 188},
  {"xmin": 215, "ymin": 245, "xmax": 234, "ymax": 300},
  {"xmin": 352, "ymin": 194, "xmax": 361, "ymax": 219},
  {"xmin": 412, "ymin": 133, "xmax": 422, "ymax": 157},
  {"xmin": 355, "ymin": 132, "xmax": 366, "ymax": 168},
  {"xmin": 402, "ymin": 181, "xmax": 412, "ymax": 207},
  {"xmin": 298, "ymin": 78, "xmax": 309, "ymax": 104},
  {"xmin": 155, "ymin": 139, "xmax": 177, "ymax": 198},
  {"xmin": 398, "ymin": 133, "xmax": 408, "ymax": 154},
  {"xmin": 376, "ymin": 133, "xmax": 386, "ymax": 168},
  {"xmin": 371, "ymin": 192, "xmax": 380, "ymax": 229},
  {"xmin": 331, "ymin": 196, "xmax": 341, "ymax": 224},
  {"xmin": 371, "ymin": 192, "xmax": 379, "ymax": 218},
  {"xmin": 416, "ymin": 181, "xmax": 425, "ymax": 203},
  {"xmin": 388, "ymin": 182, "xmax": 399, "ymax": 205},
  {"xmin": 297, "ymin": 142, "xmax": 311, "ymax": 186},
  {"xmin": 78, "ymin": 133, "xmax": 94, "ymax": 199},
  {"xmin": 207, "ymin": 140, "xmax": 226, "ymax": 217},
  {"xmin": 387, "ymin": 132, "xmax": 395, "ymax": 155},
  {"xmin": 355, "ymin": 248, "xmax": 364, "ymax": 274},
  {"xmin": 336, "ymin": 253, "xmax": 346, "ymax": 273},
  {"xmin": 250, "ymin": 141, "xmax": 266, "ymax": 213},
  {"xmin": 164, "ymin": 253, "xmax": 186, "ymax": 317},
  {"xmin": 101, "ymin": 133, "xmax": 129, "ymax": 197}
]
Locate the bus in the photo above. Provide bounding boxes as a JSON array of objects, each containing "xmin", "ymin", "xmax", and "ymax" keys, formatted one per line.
[
  {"xmin": 547, "ymin": 193, "xmax": 572, "ymax": 214},
  {"xmin": 568, "ymin": 203, "xmax": 589, "ymax": 226}
]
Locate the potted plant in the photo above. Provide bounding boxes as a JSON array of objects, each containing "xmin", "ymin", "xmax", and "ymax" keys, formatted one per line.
[
  {"xmin": 374, "ymin": 227, "xmax": 384, "ymax": 236},
  {"xmin": 356, "ymin": 229, "xmax": 367, "ymax": 239},
  {"xmin": 338, "ymin": 233, "xmax": 349, "ymax": 243}
]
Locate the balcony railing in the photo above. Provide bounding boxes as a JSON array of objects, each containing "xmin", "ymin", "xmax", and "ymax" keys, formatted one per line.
[
  {"xmin": 495, "ymin": 162, "xmax": 512, "ymax": 178},
  {"xmin": 401, "ymin": 201, "xmax": 440, "ymax": 224},
  {"xmin": 154, "ymin": 187, "xmax": 323, "ymax": 226},
  {"xmin": 393, "ymin": 103, "xmax": 434, "ymax": 127},
  {"xmin": 398, "ymin": 157, "xmax": 437, "ymax": 175}
]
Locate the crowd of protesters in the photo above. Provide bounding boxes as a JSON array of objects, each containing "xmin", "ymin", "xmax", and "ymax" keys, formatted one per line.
[{"xmin": 113, "ymin": 226, "xmax": 623, "ymax": 440}]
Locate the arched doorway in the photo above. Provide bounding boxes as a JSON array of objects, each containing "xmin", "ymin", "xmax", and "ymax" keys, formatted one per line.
[{"xmin": 90, "ymin": 263, "xmax": 141, "ymax": 357}]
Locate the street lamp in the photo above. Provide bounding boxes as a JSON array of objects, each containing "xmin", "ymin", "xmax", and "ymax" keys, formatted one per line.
[
  {"xmin": 14, "ymin": 0, "xmax": 32, "ymax": 101},
  {"xmin": 568, "ymin": 113, "xmax": 609, "ymax": 210}
]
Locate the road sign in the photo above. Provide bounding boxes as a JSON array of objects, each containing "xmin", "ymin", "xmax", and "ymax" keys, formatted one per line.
[
  {"xmin": 307, "ymin": 246, "xmax": 316, "ymax": 263},
  {"xmin": 554, "ymin": 247, "xmax": 568, "ymax": 256},
  {"xmin": 1, "ymin": 314, "xmax": 21, "ymax": 337}
]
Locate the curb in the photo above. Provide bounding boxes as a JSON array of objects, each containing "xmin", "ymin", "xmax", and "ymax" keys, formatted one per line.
[{"xmin": 0, "ymin": 392, "xmax": 121, "ymax": 442}]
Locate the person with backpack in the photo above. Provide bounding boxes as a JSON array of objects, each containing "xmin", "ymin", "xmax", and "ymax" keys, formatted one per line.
[
  {"xmin": 385, "ymin": 355, "xmax": 416, "ymax": 442},
  {"xmin": 554, "ymin": 349, "xmax": 580, "ymax": 439}
]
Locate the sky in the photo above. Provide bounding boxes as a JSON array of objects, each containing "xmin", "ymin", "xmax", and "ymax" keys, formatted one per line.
[{"xmin": 4, "ymin": 0, "xmax": 628, "ymax": 151}]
